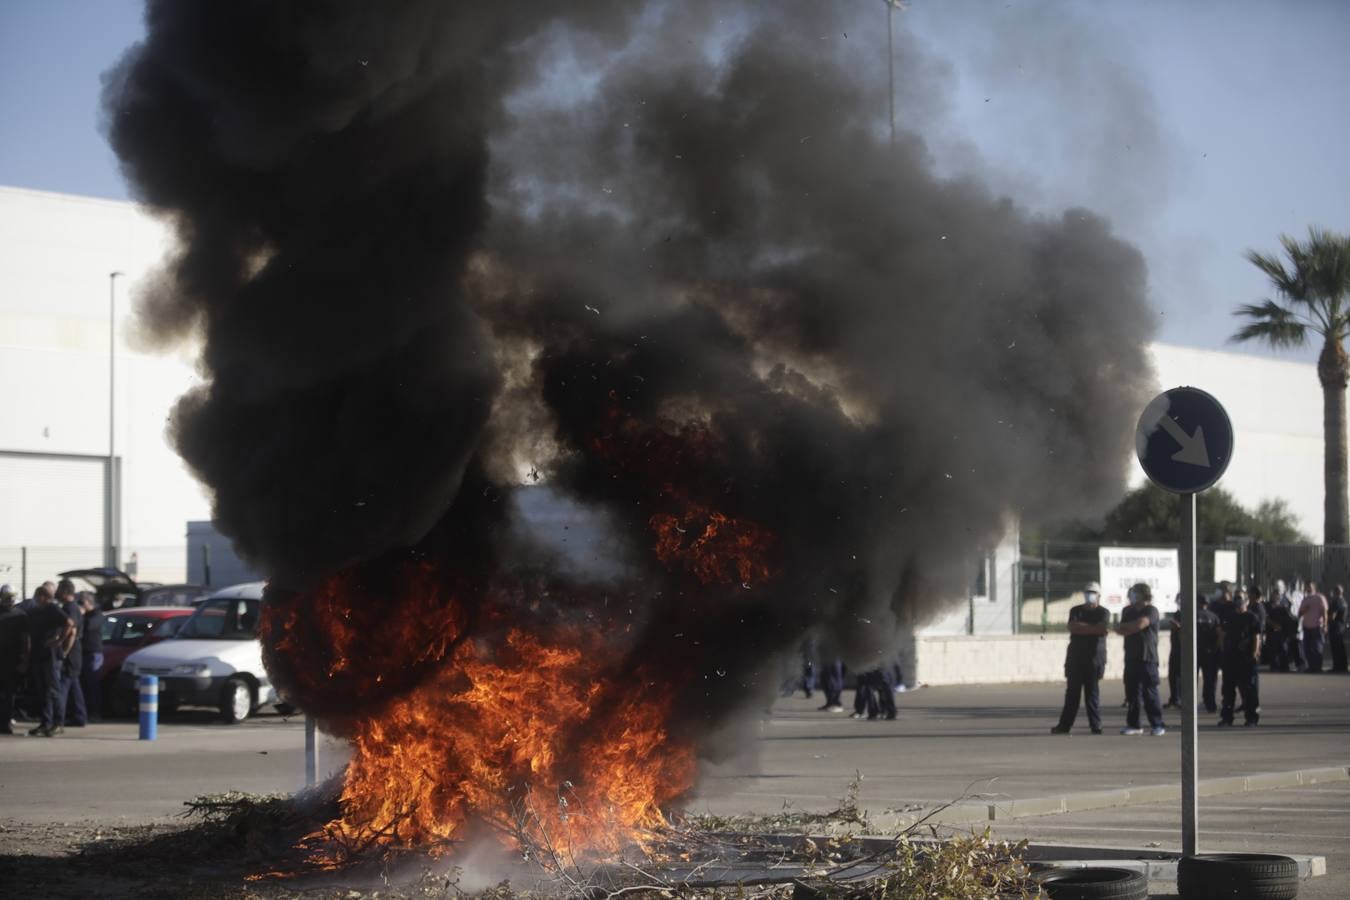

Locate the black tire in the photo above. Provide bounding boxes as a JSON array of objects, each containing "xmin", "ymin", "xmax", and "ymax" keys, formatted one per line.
[
  {"xmin": 1177, "ymin": 853, "xmax": 1299, "ymax": 900},
  {"xmin": 1036, "ymin": 866, "xmax": 1148, "ymax": 900},
  {"xmin": 219, "ymin": 676, "xmax": 253, "ymax": 724}
]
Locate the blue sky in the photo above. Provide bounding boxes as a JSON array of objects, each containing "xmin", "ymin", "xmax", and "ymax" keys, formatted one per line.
[{"xmin": 2, "ymin": 0, "xmax": 1347, "ymax": 357}]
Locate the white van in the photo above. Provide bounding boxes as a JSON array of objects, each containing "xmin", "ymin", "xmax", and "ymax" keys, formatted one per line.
[{"xmin": 119, "ymin": 582, "xmax": 280, "ymax": 723}]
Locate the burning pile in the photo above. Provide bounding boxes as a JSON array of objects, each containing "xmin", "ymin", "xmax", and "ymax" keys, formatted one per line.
[{"xmin": 103, "ymin": 0, "xmax": 1157, "ymax": 869}]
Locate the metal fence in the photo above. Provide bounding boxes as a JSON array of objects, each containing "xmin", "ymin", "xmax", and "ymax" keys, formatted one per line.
[
  {"xmin": 1019, "ymin": 539, "xmax": 1265, "ymax": 631},
  {"xmin": 0, "ymin": 546, "xmax": 187, "ymax": 598}
]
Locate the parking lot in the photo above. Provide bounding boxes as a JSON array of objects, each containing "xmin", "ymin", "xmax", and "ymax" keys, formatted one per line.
[{"xmin": 2, "ymin": 673, "xmax": 1346, "ymax": 895}]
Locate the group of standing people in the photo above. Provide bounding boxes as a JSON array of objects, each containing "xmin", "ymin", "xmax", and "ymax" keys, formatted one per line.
[
  {"xmin": 1054, "ymin": 575, "xmax": 1348, "ymax": 736},
  {"xmin": 1052, "ymin": 580, "xmax": 1168, "ymax": 736},
  {"xmin": 0, "ymin": 579, "xmax": 105, "ymax": 737},
  {"xmin": 794, "ymin": 638, "xmax": 903, "ymax": 721},
  {"xmin": 1262, "ymin": 579, "xmax": 1348, "ymax": 674}
]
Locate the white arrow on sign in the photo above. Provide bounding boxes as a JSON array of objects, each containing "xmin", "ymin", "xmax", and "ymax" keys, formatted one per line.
[{"xmin": 1158, "ymin": 415, "xmax": 1210, "ymax": 467}]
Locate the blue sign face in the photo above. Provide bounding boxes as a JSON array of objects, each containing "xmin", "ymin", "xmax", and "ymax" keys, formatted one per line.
[{"xmin": 1135, "ymin": 387, "xmax": 1234, "ymax": 495}]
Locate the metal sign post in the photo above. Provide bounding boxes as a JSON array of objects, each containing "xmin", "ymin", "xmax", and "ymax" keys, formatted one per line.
[
  {"xmin": 305, "ymin": 714, "xmax": 319, "ymax": 787},
  {"xmin": 1179, "ymin": 491, "xmax": 1198, "ymax": 855},
  {"xmin": 1135, "ymin": 386, "xmax": 1234, "ymax": 860}
]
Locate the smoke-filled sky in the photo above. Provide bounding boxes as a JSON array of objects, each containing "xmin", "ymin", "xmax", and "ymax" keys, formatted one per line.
[{"xmin": 3, "ymin": 0, "xmax": 1349, "ymax": 357}]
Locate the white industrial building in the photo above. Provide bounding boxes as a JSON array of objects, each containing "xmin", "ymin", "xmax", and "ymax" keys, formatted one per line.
[{"xmin": 0, "ymin": 186, "xmax": 1332, "ymax": 660}]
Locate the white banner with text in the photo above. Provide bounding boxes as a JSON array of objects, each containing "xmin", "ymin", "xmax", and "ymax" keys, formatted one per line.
[{"xmin": 1098, "ymin": 546, "xmax": 1180, "ymax": 615}]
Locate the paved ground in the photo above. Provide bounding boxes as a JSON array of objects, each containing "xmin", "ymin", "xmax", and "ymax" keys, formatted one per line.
[
  {"xmin": 694, "ymin": 671, "xmax": 1350, "ymax": 814},
  {"xmin": 2, "ymin": 671, "xmax": 1346, "ymax": 895},
  {"xmin": 0, "ymin": 709, "xmax": 348, "ymax": 825}
]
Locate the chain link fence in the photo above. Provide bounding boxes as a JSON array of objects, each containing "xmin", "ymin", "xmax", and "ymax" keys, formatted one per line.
[
  {"xmin": 0, "ymin": 546, "xmax": 187, "ymax": 597},
  {"xmin": 1020, "ymin": 539, "xmax": 1272, "ymax": 631}
]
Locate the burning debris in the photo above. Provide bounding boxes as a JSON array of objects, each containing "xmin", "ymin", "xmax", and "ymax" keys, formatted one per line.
[{"xmin": 103, "ymin": 0, "xmax": 1155, "ymax": 873}]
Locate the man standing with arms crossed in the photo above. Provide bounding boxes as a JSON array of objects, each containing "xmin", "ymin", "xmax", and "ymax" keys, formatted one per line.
[
  {"xmin": 1051, "ymin": 582, "xmax": 1109, "ymax": 734},
  {"xmin": 1116, "ymin": 583, "xmax": 1166, "ymax": 736}
]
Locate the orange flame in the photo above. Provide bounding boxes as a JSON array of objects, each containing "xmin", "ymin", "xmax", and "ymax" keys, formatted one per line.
[
  {"xmin": 261, "ymin": 402, "xmax": 777, "ymax": 871},
  {"xmin": 263, "ymin": 576, "xmax": 697, "ymax": 869},
  {"xmin": 312, "ymin": 625, "xmax": 694, "ymax": 864},
  {"xmin": 650, "ymin": 492, "xmax": 774, "ymax": 586}
]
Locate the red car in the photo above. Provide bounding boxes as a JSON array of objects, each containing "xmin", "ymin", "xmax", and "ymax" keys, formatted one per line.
[{"xmin": 98, "ymin": 607, "xmax": 195, "ymax": 716}]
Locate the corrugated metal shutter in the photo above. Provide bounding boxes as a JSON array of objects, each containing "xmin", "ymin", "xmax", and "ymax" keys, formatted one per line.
[{"xmin": 0, "ymin": 453, "xmax": 106, "ymax": 546}]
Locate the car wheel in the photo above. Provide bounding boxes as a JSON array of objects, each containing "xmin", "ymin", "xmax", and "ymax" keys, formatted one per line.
[
  {"xmin": 1036, "ymin": 866, "xmax": 1148, "ymax": 900},
  {"xmin": 1178, "ymin": 853, "xmax": 1298, "ymax": 900},
  {"xmin": 220, "ymin": 677, "xmax": 253, "ymax": 725}
]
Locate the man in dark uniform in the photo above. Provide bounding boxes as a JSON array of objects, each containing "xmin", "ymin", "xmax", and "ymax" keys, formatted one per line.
[
  {"xmin": 1267, "ymin": 581, "xmax": 1297, "ymax": 672},
  {"xmin": 1329, "ymin": 585, "xmax": 1348, "ymax": 673},
  {"xmin": 1218, "ymin": 590, "xmax": 1262, "ymax": 726},
  {"xmin": 1116, "ymin": 583, "xmax": 1166, "ymax": 735},
  {"xmin": 1274, "ymin": 579, "xmax": 1306, "ymax": 670},
  {"xmin": 78, "ymin": 592, "xmax": 105, "ymax": 722},
  {"xmin": 1165, "ymin": 598, "xmax": 1182, "ymax": 709},
  {"xmin": 54, "ymin": 579, "xmax": 87, "ymax": 728},
  {"xmin": 0, "ymin": 584, "xmax": 31, "ymax": 733},
  {"xmin": 1247, "ymin": 586, "xmax": 1269, "ymax": 672},
  {"xmin": 26, "ymin": 584, "xmax": 72, "ymax": 737},
  {"xmin": 1196, "ymin": 597, "xmax": 1221, "ymax": 713},
  {"xmin": 1052, "ymin": 582, "xmax": 1108, "ymax": 734}
]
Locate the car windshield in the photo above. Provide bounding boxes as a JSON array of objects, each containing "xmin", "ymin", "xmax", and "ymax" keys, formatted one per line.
[
  {"xmin": 103, "ymin": 614, "xmax": 163, "ymax": 645},
  {"xmin": 176, "ymin": 598, "xmax": 260, "ymax": 640},
  {"xmin": 140, "ymin": 586, "xmax": 208, "ymax": 607}
]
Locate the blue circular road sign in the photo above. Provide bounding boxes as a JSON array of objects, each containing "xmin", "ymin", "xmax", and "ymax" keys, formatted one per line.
[{"xmin": 1135, "ymin": 386, "xmax": 1234, "ymax": 495}]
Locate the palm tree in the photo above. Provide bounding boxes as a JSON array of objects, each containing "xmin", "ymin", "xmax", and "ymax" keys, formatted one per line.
[{"xmin": 1232, "ymin": 227, "xmax": 1350, "ymax": 543}]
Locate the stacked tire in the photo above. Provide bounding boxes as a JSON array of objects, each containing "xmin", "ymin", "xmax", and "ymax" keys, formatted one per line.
[
  {"xmin": 1035, "ymin": 866, "xmax": 1148, "ymax": 900},
  {"xmin": 1177, "ymin": 853, "xmax": 1299, "ymax": 900}
]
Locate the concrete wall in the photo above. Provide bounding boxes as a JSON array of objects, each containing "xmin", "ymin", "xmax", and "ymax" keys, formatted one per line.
[{"xmin": 912, "ymin": 631, "xmax": 1176, "ymax": 686}]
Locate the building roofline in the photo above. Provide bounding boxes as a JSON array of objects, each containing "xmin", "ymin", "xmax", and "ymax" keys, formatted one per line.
[{"xmin": 0, "ymin": 183, "xmax": 137, "ymax": 212}]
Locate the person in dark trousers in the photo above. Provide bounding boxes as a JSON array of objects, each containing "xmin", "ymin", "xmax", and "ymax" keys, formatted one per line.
[
  {"xmin": 1165, "ymin": 598, "xmax": 1182, "ymax": 709},
  {"xmin": 850, "ymin": 663, "xmax": 897, "ymax": 720},
  {"xmin": 1218, "ymin": 590, "xmax": 1262, "ymax": 726},
  {"xmin": 1274, "ymin": 579, "xmax": 1306, "ymax": 670},
  {"xmin": 78, "ymin": 592, "xmax": 105, "ymax": 722},
  {"xmin": 0, "ymin": 585, "xmax": 31, "ymax": 733},
  {"xmin": 818, "ymin": 658, "xmax": 845, "ymax": 713},
  {"xmin": 1329, "ymin": 585, "xmax": 1348, "ymax": 673},
  {"xmin": 1267, "ymin": 581, "xmax": 1297, "ymax": 672},
  {"xmin": 1052, "ymin": 582, "xmax": 1108, "ymax": 734},
  {"xmin": 1116, "ymin": 582, "xmax": 1166, "ymax": 736},
  {"xmin": 26, "ymin": 584, "xmax": 73, "ymax": 737},
  {"xmin": 1196, "ymin": 597, "xmax": 1221, "ymax": 713},
  {"xmin": 54, "ymin": 579, "xmax": 87, "ymax": 728}
]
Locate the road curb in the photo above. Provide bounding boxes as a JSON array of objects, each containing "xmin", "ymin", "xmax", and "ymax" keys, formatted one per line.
[
  {"xmin": 980, "ymin": 764, "xmax": 1350, "ymax": 821},
  {"xmin": 855, "ymin": 764, "xmax": 1350, "ymax": 829}
]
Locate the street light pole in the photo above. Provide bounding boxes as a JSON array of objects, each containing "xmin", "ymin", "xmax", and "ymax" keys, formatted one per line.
[
  {"xmin": 109, "ymin": 271, "xmax": 124, "ymax": 568},
  {"xmin": 881, "ymin": 1, "xmax": 910, "ymax": 150},
  {"xmin": 885, "ymin": 0, "xmax": 897, "ymax": 150}
]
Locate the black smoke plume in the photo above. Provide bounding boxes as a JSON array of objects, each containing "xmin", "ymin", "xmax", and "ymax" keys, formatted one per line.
[{"xmin": 105, "ymin": 1, "xmax": 1154, "ymax": 738}]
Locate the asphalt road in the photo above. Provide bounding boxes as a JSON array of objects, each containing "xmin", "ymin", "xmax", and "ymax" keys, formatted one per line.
[{"xmin": 2, "ymin": 671, "xmax": 1346, "ymax": 894}]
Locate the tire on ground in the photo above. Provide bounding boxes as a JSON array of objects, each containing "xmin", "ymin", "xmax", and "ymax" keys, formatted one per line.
[
  {"xmin": 1035, "ymin": 866, "xmax": 1149, "ymax": 900},
  {"xmin": 1177, "ymin": 853, "xmax": 1299, "ymax": 900}
]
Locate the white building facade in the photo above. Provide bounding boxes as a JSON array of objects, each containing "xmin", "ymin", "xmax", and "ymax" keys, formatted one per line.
[
  {"xmin": 0, "ymin": 186, "xmax": 1332, "ymax": 645},
  {"xmin": 0, "ymin": 186, "xmax": 209, "ymax": 589}
]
